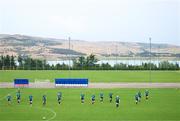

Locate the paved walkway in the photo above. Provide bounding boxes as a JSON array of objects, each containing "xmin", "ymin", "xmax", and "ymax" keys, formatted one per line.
[
  {"xmin": 1, "ymin": 82, "xmax": 180, "ymax": 88},
  {"xmin": 89, "ymin": 82, "xmax": 180, "ymax": 88}
]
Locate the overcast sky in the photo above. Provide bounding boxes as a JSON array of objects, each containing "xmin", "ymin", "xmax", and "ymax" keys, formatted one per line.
[{"xmin": 0, "ymin": 0, "xmax": 179, "ymax": 45}]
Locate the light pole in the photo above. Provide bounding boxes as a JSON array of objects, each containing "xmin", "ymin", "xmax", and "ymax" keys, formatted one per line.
[
  {"xmin": 149, "ymin": 37, "xmax": 152, "ymax": 83},
  {"xmin": 68, "ymin": 37, "xmax": 71, "ymax": 78},
  {"xmin": 115, "ymin": 43, "xmax": 118, "ymax": 70}
]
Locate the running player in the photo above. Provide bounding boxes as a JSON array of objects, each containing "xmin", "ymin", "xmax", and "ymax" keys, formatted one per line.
[
  {"xmin": 91, "ymin": 95, "xmax": 95, "ymax": 104},
  {"xmin": 29, "ymin": 95, "xmax": 33, "ymax": 106},
  {"xmin": 7, "ymin": 94, "xmax": 12, "ymax": 105},
  {"xmin": 42, "ymin": 95, "xmax": 46, "ymax": 106},
  {"xmin": 145, "ymin": 90, "xmax": 149, "ymax": 100},
  {"xmin": 135, "ymin": 94, "xmax": 139, "ymax": 104},
  {"xmin": 57, "ymin": 92, "xmax": 62, "ymax": 104},
  {"xmin": 109, "ymin": 93, "xmax": 113, "ymax": 103},
  {"xmin": 16, "ymin": 91, "xmax": 21, "ymax": 104},
  {"xmin": 100, "ymin": 93, "xmax": 104, "ymax": 102},
  {"xmin": 115, "ymin": 96, "xmax": 120, "ymax": 107},
  {"xmin": 80, "ymin": 93, "xmax": 85, "ymax": 103}
]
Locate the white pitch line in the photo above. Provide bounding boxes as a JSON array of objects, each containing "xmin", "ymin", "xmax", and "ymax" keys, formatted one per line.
[
  {"xmin": 27, "ymin": 106, "xmax": 57, "ymax": 121},
  {"xmin": 44, "ymin": 108, "xmax": 57, "ymax": 121},
  {"xmin": 0, "ymin": 103, "xmax": 57, "ymax": 121}
]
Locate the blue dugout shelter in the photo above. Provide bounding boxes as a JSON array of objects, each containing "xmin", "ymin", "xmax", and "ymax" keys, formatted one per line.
[{"xmin": 55, "ymin": 78, "xmax": 88, "ymax": 87}]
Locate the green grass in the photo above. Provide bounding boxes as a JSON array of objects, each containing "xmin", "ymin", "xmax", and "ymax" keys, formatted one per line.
[
  {"xmin": 0, "ymin": 70, "xmax": 180, "ymax": 82},
  {"xmin": 0, "ymin": 88, "xmax": 180, "ymax": 121}
]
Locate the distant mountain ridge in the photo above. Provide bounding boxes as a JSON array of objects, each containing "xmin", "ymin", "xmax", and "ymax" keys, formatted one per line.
[{"xmin": 0, "ymin": 34, "xmax": 179, "ymax": 60}]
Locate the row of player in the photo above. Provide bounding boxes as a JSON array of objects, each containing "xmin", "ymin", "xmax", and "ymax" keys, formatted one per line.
[
  {"xmin": 135, "ymin": 90, "xmax": 149, "ymax": 104},
  {"xmin": 5, "ymin": 89, "xmax": 149, "ymax": 108}
]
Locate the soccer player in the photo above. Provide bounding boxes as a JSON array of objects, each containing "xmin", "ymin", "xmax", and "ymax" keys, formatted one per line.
[
  {"xmin": 16, "ymin": 91, "xmax": 21, "ymax": 104},
  {"xmin": 43, "ymin": 95, "xmax": 46, "ymax": 106},
  {"xmin": 109, "ymin": 93, "xmax": 113, "ymax": 103},
  {"xmin": 145, "ymin": 90, "xmax": 149, "ymax": 100},
  {"xmin": 100, "ymin": 93, "xmax": 104, "ymax": 102},
  {"xmin": 115, "ymin": 96, "xmax": 120, "ymax": 108},
  {"xmin": 7, "ymin": 94, "xmax": 12, "ymax": 105},
  {"xmin": 91, "ymin": 95, "xmax": 95, "ymax": 104},
  {"xmin": 135, "ymin": 94, "xmax": 139, "ymax": 104},
  {"xmin": 57, "ymin": 92, "xmax": 62, "ymax": 104},
  {"xmin": 29, "ymin": 95, "xmax": 33, "ymax": 106},
  {"xmin": 138, "ymin": 91, "xmax": 141, "ymax": 102},
  {"xmin": 80, "ymin": 93, "xmax": 85, "ymax": 103}
]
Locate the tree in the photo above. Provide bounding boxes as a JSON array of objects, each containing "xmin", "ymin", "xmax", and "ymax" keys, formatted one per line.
[
  {"xmin": 4, "ymin": 55, "xmax": 10, "ymax": 69},
  {"xmin": 0, "ymin": 55, "xmax": 3, "ymax": 69},
  {"xmin": 86, "ymin": 54, "xmax": 98, "ymax": 69},
  {"xmin": 17, "ymin": 55, "xmax": 23, "ymax": 69},
  {"xmin": 101, "ymin": 63, "xmax": 112, "ymax": 70},
  {"xmin": 78, "ymin": 56, "xmax": 86, "ymax": 68}
]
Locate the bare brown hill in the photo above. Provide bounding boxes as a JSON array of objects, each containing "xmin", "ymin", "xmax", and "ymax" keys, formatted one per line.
[{"xmin": 0, "ymin": 34, "xmax": 179, "ymax": 60}]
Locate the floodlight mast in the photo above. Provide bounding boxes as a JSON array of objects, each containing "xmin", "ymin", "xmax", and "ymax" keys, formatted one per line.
[
  {"xmin": 149, "ymin": 37, "xmax": 152, "ymax": 83},
  {"xmin": 115, "ymin": 43, "xmax": 118, "ymax": 70},
  {"xmin": 68, "ymin": 37, "xmax": 71, "ymax": 78}
]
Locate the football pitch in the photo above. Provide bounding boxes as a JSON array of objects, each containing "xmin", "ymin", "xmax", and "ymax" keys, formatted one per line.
[
  {"xmin": 0, "ymin": 88, "xmax": 180, "ymax": 121},
  {"xmin": 0, "ymin": 70, "xmax": 180, "ymax": 82}
]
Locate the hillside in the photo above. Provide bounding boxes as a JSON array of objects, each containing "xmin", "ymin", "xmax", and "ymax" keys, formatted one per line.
[{"xmin": 0, "ymin": 34, "xmax": 180, "ymax": 60}]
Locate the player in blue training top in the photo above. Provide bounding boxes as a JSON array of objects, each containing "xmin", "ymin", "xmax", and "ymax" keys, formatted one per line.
[
  {"xmin": 16, "ymin": 91, "xmax": 21, "ymax": 104},
  {"xmin": 145, "ymin": 90, "xmax": 149, "ymax": 100},
  {"xmin": 109, "ymin": 93, "xmax": 113, "ymax": 103},
  {"xmin": 7, "ymin": 94, "xmax": 12, "ymax": 105},
  {"xmin": 29, "ymin": 95, "xmax": 33, "ymax": 106},
  {"xmin": 100, "ymin": 93, "xmax": 104, "ymax": 102},
  {"xmin": 42, "ymin": 95, "xmax": 47, "ymax": 106},
  {"xmin": 80, "ymin": 93, "xmax": 85, "ymax": 103},
  {"xmin": 135, "ymin": 94, "xmax": 139, "ymax": 104},
  {"xmin": 57, "ymin": 92, "xmax": 62, "ymax": 104},
  {"xmin": 115, "ymin": 96, "xmax": 120, "ymax": 108},
  {"xmin": 138, "ymin": 91, "xmax": 141, "ymax": 102},
  {"xmin": 91, "ymin": 95, "xmax": 95, "ymax": 104}
]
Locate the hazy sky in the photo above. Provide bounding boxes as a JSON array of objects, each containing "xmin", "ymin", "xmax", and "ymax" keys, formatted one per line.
[{"xmin": 0, "ymin": 0, "xmax": 179, "ymax": 45}]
